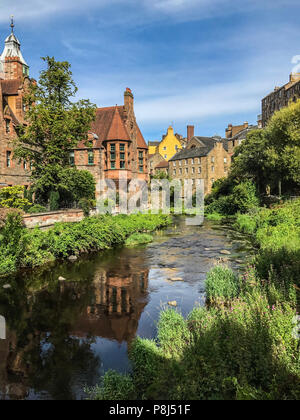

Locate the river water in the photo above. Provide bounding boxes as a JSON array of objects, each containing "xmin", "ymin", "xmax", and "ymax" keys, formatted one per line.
[{"xmin": 0, "ymin": 217, "xmax": 254, "ymax": 400}]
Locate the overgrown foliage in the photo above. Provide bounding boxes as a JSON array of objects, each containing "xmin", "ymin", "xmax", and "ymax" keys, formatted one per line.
[
  {"xmin": 0, "ymin": 213, "xmax": 171, "ymax": 277},
  {"xmin": 0, "ymin": 186, "xmax": 32, "ymax": 211},
  {"xmin": 88, "ymin": 200, "xmax": 300, "ymax": 400},
  {"xmin": 14, "ymin": 56, "xmax": 96, "ymax": 205}
]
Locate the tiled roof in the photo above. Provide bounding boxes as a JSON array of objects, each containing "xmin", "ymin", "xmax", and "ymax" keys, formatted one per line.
[
  {"xmin": 77, "ymin": 104, "xmax": 148, "ymax": 150},
  {"xmin": 0, "ymin": 79, "xmax": 21, "ymax": 95},
  {"xmin": 106, "ymin": 107, "xmax": 131, "ymax": 141},
  {"xmin": 169, "ymin": 136, "xmax": 227, "ymax": 161},
  {"xmin": 136, "ymin": 124, "xmax": 148, "ymax": 149}
]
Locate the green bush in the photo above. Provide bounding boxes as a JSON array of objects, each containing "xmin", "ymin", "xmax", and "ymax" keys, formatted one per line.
[
  {"xmin": 89, "ymin": 293, "xmax": 300, "ymax": 400},
  {"xmin": 86, "ymin": 371, "xmax": 136, "ymax": 400},
  {"xmin": 205, "ymin": 265, "xmax": 240, "ymax": 302},
  {"xmin": 28, "ymin": 204, "xmax": 47, "ymax": 214},
  {"xmin": 0, "ymin": 213, "xmax": 171, "ymax": 277}
]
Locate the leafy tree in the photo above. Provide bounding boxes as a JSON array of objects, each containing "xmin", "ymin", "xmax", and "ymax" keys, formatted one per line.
[
  {"xmin": 14, "ymin": 56, "xmax": 96, "ymax": 205},
  {"xmin": 0, "ymin": 186, "xmax": 32, "ymax": 211},
  {"xmin": 57, "ymin": 168, "xmax": 96, "ymax": 207},
  {"xmin": 232, "ymin": 99, "xmax": 300, "ymax": 195}
]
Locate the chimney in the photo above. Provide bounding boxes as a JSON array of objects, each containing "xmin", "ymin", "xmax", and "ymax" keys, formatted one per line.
[
  {"xmin": 124, "ymin": 87, "xmax": 134, "ymax": 114},
  {"xmin": 187, "ymin": 125, "xmax": 194, "ymax": 142},
  {"xmin": 225, "ymin": 124, "xmax": 233, "ymax": 139},
  {"xmin": 244, "ymin": 121, "xmax": 249, "ymax": 129}
]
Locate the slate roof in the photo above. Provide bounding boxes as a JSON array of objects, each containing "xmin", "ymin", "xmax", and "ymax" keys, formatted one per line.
[
  {"xmin": 230, "ymin": 125, "xmax": 258, "ymax": 142},
  {"xmin": 148, "ymin": 141, "xmax": 160, "ymax": 147},
  {"xmin": 169, "ymin": 136, "xmax": 228, "ymax": 161}
]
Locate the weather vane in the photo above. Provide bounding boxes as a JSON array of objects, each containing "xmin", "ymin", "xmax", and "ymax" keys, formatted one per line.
[{"xmin": 10, "ymin": 15, "xmax": 14, "ymax": 33}]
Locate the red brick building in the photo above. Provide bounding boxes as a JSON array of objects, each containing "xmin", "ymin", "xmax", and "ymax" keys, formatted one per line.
[
  {"xmin": 73, "ymin": 88, "xmax": 149, "ymax": 196},
  {"xmin": 0, "ymin": 23, "xmax": 148, "ymax": 196},
  {"xmin": 0, "ymin": 21, "xmax": 31, "ymax": 188}
]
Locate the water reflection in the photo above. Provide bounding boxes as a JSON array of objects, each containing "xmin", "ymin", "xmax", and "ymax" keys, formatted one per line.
[{"xmin": 0, "ymin": 251, "xmax": 149, "ymax": 400}]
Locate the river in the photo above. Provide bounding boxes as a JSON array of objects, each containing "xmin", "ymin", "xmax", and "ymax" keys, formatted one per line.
[{"xmin": 0, "ymin": 217, "xmax": 254, "ymax": 400}]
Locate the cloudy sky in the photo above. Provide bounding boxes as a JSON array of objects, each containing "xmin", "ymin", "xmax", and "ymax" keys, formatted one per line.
[{"xmin": 0, "ymin": 0, "xmax": 299, "ymax": 141}]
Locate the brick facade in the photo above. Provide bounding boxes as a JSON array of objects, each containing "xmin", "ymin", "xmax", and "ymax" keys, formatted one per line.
[{"xmin": 0, "ymin": 26, "xmax": 31, "ymax": 188}]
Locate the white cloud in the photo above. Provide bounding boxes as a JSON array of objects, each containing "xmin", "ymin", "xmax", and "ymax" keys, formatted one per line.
[{"xmin": 0, "ymin": 0, "xmax": 298, "ymax": 25}]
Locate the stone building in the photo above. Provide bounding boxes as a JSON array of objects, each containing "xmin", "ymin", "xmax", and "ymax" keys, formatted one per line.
[
  {"xmin": 0, "ymin": 21, "xmax": 31, "ymax": 188},
  {"xmin": 225, "ymin": 121, "xmax": 258, "ymax": 155},
  {"xmin": 169, "ymin": 135, "xmax": 230, "ymax": 195},
  {"xmin": 262, "ymin": 73, "xmax": 300, "ymax": 127},
  {"xmin": 148, "ymin": 125, "xmax": 189, "ymax": 160}
]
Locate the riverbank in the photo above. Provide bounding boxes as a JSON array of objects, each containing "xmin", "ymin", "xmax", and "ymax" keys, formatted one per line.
[
  {"xmin": 0, "ymin": 212, "xmax": 171, "ymax": 279},
  {"xmin": 88, "ymin": 200, "xmax": 300, "ymax": 400}
]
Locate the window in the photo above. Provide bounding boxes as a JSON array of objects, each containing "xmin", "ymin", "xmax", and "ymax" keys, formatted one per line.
[
  {"xmin": 23, "ymin": 161, "xmax": 27, "ymax": 170},
  {"xmin": 224, "ymin": 157, "xmax": 227, "ymax": 164},
  {"xmin": 192, "ymin": 158, "xmax": 194, "ymax": 164},
  {"xmin": 198, "ymin": 158, "xmax": 201, "ymax": 164},
  {"xmin": 192, "ymin": 167, "xmax": 195, "ymax": 174},
  {"xmin": 111, "ymin": 144, "xmax": 115, "ymax": 151},
  {"xmin": 6, "ymin": 151, "xmax": 11, "ymax": 167},
  {"xmin": 120, "ymin": 152, "xmax": 125, "ymax": 161},
  {"xmin": 198, "ymin": 167, "xmax": 201, "ymax": 174},
  {"xmin": 69, "ymin": 151, "xmax": 75, "ymax": 166},
  {"xmin": 110, "ymin": 152, "xmax": 116, "ymax": 160},
  {"xmin": 163, "ymin": 146, "xmax": 167, "ymax": 151},
  {"xmin": 211, "ymin": 178, "xmax": 215, "ymax": 185},
  {"xmin": 120, "ymin": 161, "xmax": 126, "ymax": 169},
  {"xmin": 173, "ymin": 162, "xmax": 176, "ymax": 167},
  {"xmin": 139, "ymin": 165, "xmax": 143, "ymax": 173},
  {"xmin": 179, "ymin": 161, "xmax": 182, "ymax": 166},
  {"xmin": 173, "ymin": 169, "xmax": 176, "ymax": 175},
  {"xmin": 185, "ymin": 159, "xmax": 188, "ymax": 165},
  {"xmin": 111, "ymin": 161, "xmax": 116, "ymax": 169},
  {"xmin": 185, "ymin": 168, "xmax": 188, "ymax": 174},
  {"xmin": 179, "ymin": 168, "xmax": 182, "ymax": 175},
  {"xmin": 5, "ymin": 119, "xmax": 10, "ymax": 133},
  {"xmin": 88, "ymin": 150, "xmax": 94, "ymax": 165},
  {"xmin": 120, "ymin": 144, "xmax": 125, "ymax": 152},
  {"xmin": 139, "ymin": 151, "xmax": 143, "ymax": 158},
  {"xmin": 164, "ymin": 155, "xmax": 167, "ymax": 159},
  {"xmin": 211, "ymin": 166, "xmax": 215, "ymax": 172},
  {"xmin": 175, "ymin": 145, "xmax": 178, "ymax": 151},
  {"xmin": 211, "ymin": 157, "xmax": 215, "ymax": 163}
]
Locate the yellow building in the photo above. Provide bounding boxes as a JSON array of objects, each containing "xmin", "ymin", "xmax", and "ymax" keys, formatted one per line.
[{"xmin": 149, "ymin": 126, "xmax": 183, "ymax": 161}]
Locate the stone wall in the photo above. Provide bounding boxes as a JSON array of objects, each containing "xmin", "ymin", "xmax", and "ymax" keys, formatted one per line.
[{"xmin": 23, "ymin": 209, "xmax": 87, "ymax": 229}]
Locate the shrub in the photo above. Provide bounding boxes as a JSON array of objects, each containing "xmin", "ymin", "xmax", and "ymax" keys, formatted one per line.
[
  {"xmin": 0, "ymin": 185, "xmax": 32, "ymax": 211},
  {"xmin": 86, "ymin": 371, "xmax": 136, "ymax": 400},
  {"xmin": 28, "ymin": 204, "xmax": 47, "ymax": 214},
  {"xmin": 205, "ymin": 265, "xmax": 240, "ymax": 302}
]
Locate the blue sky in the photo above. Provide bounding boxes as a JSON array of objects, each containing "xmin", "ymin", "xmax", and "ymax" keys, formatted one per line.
[{"xmin": 1, "ymin": 0, "xmax": 300, "ymax": 141}]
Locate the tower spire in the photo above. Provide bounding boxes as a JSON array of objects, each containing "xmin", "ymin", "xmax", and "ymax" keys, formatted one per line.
[{"xmin": 10, "ymin": 15, "xmax": 14, "ymax": 33}]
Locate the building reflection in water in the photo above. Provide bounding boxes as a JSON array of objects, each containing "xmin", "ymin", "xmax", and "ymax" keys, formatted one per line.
[{"xmin": 0, "ymin": 251, "xmax": 150, "ymax": 400}]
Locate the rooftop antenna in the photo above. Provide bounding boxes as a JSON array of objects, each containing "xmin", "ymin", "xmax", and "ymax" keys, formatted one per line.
[{"xmin": 10, "ymin": 15, "xmax": 14, "ymax": 33}]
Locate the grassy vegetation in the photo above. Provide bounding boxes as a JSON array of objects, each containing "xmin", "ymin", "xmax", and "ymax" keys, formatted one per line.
[
  {"xmin": 125, "ymin": 233, "xmax": 153, "ymax": 246},
  {"xmin": 0, "ymin": 212, "xmax": 171, "ymax": 277},
  {"xmin": 88, "ymin": 199, "xmax": 300, "ymax": 400}
]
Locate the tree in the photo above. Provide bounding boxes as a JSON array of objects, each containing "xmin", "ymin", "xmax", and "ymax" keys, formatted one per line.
[
  {"xmin": 232, "ymin": 99, "xmax": 300, "ymax": 195},
  {"xmin": 14, "ymin": 56, "xmax": 96, "ymax": 205}
]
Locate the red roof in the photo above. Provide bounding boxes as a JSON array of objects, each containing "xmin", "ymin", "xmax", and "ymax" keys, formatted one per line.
[
  {"xmin": 106, "ymin": 106, "xmax": 131, "ymax": 141},
  {"xmin": 0, "ymin": 79, "xmax": 22, "ymax": 95},
  {"xmin": 77, "ymin": 103, "xmax": 148, "ymax": 150}
]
